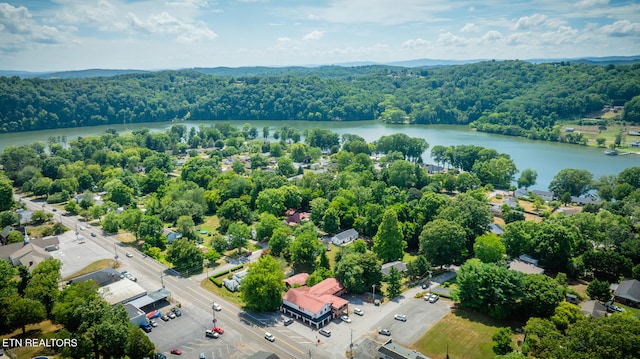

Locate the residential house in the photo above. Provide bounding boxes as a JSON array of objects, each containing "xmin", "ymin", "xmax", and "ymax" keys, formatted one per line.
[
  {"xmin": 581, "ymin": 300, "xmax": 608, "ymax": 318},
  {"xmin": 284, "ymin": 209, "xmax": 310, "ymax": 227},
  {"xmin": 489, "ymin": 223, "xmax": 504, "ymax": 235},
  {"xmin": 223, "ymin": 269, "xmax": 249, "ymax": 292},
  {"xmin": 331, "ymin": 228, "xmax": 358, "ymax": 246},
  {"xmin": 164, "ymin": 229, "xmax": 182, "ymax": 244},
  {"xmin": 507, "ymin": 258, "xmax": 544, "ymax": 275},
  {"xmin": 381, "ymin": 261, "xmax": 407, "ymax": 276},
  {"xmin": 378, "ymin": 339, "xmax": 431, "ymax": 359},
  {"xmin": 1, "ymin": 226, "xmax": 13, "ymax": 244},
  {"xmin": 15, "ymin": 209, "xmax": 33, "ymax": 225},
  {"xmin": 284, "ymin": 273, "xmax": 309, "ymax": 288},
  {"xmin": 613, "ymin": 279, "xmax": 640, "ymax": 307},
  {"xmin": 0, "ymin": 234, "xmax": 59, "ymax": 271},
  {"xmin": 281, "ymin": 278, "xmax": 349, "ymax": 328}
]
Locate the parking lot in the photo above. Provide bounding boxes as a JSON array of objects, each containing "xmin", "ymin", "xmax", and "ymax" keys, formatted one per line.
[
  {"xmin": 145, "ymin": 303, "xmax": 264, "ymax": 359},
  {"xmin": 50, "ymin": 230, "xmax": 114, "ymax": 278}
]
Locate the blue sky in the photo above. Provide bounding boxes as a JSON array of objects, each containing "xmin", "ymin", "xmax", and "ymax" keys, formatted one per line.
[{"xmin": 1, "ymin": 0, "xmax": 639, "ymax": 71}]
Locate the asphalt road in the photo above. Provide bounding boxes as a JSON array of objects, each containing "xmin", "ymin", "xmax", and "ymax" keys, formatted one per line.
[{"xmin": 16, "ymin": 195, "xmax": 453, "ymax": 359}]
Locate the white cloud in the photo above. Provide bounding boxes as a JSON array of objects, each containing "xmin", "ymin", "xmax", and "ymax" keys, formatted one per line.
[
  {"xmin": 295, "ymin": 0, "xmax": 454, "ymax": 25},
  {"xmin": 126, "ymin": 12, "xmax": 216, "ymax": 42},
  {"xmin": 402, "ymin": 38, "xmax": 430, "ymax": 49},
  {"xmin": 481, "ymin": 30, "xmax": 502, "ymax": 43},
  {"xmin": 302, "ymin": 30, "xmax": 324, "ymax": 41},
  {"xmin": 600, "ymin": 20, "xmax": 640, "ymax": 37},
  {"xmin": 460, "ymin": 23, "xmax": 479, "ymax": 33},
  {"xmin": 437, "ymin": 32, "xmax": 467, "ymax": 47},
  {"xmin": 0, "ymin": 3, "xmax": 68, "ymax": 52},
  {"xmin": 514, "ymin": 14, "xmax": 548, "ymax": 30},
  {"xmin": 575, "ymin": 0, "xmax": 609, "ymax": 9}
]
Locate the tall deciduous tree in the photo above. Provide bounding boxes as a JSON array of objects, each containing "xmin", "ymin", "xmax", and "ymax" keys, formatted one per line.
[
  {"xmin": 492, "ymin": 327, "xmax": 514, "ymax": 355},
  {"xmin": 240, "ymin": 256, "xmax": 286, "ymax": 312},
  {"xmin": 521, "ymin": 274, "xmax": 565, "ymax": 318},
  {"xmin": 518, "ymin": 168, "xmax": 538, "ymax": 189},
  {"xmin": 290, "ymin": 229, "xmax": 323, "ymax": 273},
  {"xmin": 473, "ymin": 233, "xmax": 506, "ymax": 263},
  {"xmin": 4, "ymin": 296, "xmax": 46, "ymax": 334},
  {"xmin": 24, "ymin": 258, "xmax": 62, "ymax": 315},
  {"xmin": 419, "ymin": 219, "xmax": 466, "ymax": 267},
  {"xmin": 586, "ymin": 279, "xmax": 611, "ymax": 302},
  {"xmin": 167, "ymin": 238, "xmax": 204, "ymax": 275},
  {"xmin": 227, "ymin": 221, "xmax": 251, "ymax": 254},
  {"xmin": 549, "ymin": 168, "xmax": 593, "ymax": 197},
  {"xmin": 373, "ymin": 209, "xmax": 405, "ymax": 263},
  {"xmin": 386, "ymin": 267, "xmax": 403, "ymax": 299},
  {"xmin": 0, "ymin": 178, "xmax": 14, "ymax": 211}
]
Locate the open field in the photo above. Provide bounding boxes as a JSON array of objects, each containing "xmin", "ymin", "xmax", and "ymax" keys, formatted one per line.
[
  {"xmin": 412, "ymin": 306, "xmax": 517, "ymax": 359},
  {"xmin": 566, "ymin": 122, "xmax": 640, "ymax": 153}
]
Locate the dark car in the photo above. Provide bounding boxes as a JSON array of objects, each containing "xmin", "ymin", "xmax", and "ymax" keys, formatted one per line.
[
  {"xmin": 283, "ymin": 318, "xmax": 294, "ymax": 326},
  {"xmin": 171, "ymin": 307, "xmax": 182, "ymax": 317},
  {"xmin": 153, "ymin": 354, "xmax": 167, "ymax": 359},
  {"xmin": 140, "ymin": 323, "xmax": 152, "ymax": 333},
  {"xmin": 378, "ymin": 328, "xmax": 391, "ymax": 336}
]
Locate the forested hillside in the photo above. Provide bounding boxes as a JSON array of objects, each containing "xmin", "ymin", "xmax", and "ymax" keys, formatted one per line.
[{"xmin": 1, "ymin": 61, "xmax": 640, "ymax": 138}]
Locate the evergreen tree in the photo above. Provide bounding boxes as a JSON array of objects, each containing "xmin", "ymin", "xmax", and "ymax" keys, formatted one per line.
[{"xmin": 373, "ymin": 209, "xmax": 405, "ymax": 263}]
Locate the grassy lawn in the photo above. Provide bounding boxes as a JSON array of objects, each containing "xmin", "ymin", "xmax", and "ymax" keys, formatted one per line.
[
  {"xmin": 566, "ymin": 122, "xmax": 640, "ymax": 153},
  {"xmin": 412, "ymin": 306, "xmax": 514, "ymax": 359},
  {"xmin": 1, "ymin": 320, "xmax": 63, "ymax": 359},
  {"xmin": 201, "ymin": 275, "xmax": 243, "ymax": 307}
]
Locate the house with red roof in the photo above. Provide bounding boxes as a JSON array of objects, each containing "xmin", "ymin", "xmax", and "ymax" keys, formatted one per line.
[{"xmin": 281, "ymin": 277, "xmax": 349, "ymax": 328}]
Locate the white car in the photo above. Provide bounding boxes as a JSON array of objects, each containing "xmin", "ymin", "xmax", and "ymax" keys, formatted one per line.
[
  {"xmin": 340, "ymin": 315, "xmax": 351, "ymax": 323},
  {"xmin": 394, "ymin": 314, "xmax": 407, "ymax": 322},
  {"xmin": 353, "ymin": 308, "xmax": 364, "ymax": 316},
  {"xmin": 213, "ymin": 303, "xmax": 222, "ymax": 311},
  {"xmin": 205, "ymin": 330, "xmax": 219, "ymax": 339},
  {"xmin": 264, "ymin": 332, "xmax": 275, "ymax": 342},
  {"xmin": 126, "ymin": 252, "xmax": 133, "ymax": 258}
]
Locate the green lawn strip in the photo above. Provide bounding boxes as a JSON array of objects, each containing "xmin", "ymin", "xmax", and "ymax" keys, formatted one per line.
[
  {"xmin": 412, "ymin": 306, "xmax": 508, "ymax": 359},
  {"xmin": 62, "ymin": 259, "xmax": 114, "ymax": 281},
  {"xmin": 201, "ymin": 276, "xmax": 242, "ymax": 306}
]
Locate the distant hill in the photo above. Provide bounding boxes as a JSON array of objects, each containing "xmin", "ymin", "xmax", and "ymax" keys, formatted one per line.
[{"xmin": 3, "ymin": 55, "xmax": 638, "ymax": 79}]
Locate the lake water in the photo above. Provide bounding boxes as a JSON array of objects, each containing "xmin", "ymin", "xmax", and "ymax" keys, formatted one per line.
[{"xmin": 1, "ymin": 120, "xmax": 638, "ymax": 190}]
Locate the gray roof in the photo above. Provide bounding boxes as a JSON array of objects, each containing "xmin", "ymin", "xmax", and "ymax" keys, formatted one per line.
[
  {"xmin": 332, "ymin": 228, "xmax": 358, "ymax": 242},
  {"xmin": 581, "ymin": 300, "xmax": 607, "ymax": 318},
  {"xmin": 378, "ymin": 339, "xmax": 430, "ymax": 359},
  {"xmin": 381, "ymin": 261, "xmax": 407, "ymax": 276},
  {"xmin": 67, "ymin": 268, "xmax": 123, "ymax": 287},
  {"xmin": 614, "ymin": 279, "xmax": 640, "ymax": 303},
  {"xmin": 245, "ymin": 351, "xmax": 279, "ymax": 359}
]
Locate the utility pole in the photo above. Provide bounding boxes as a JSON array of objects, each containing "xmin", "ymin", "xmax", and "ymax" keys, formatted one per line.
[
  {"xmin": 372, "ymin": 284, "xmax": 376, "ymax": 302},
  {"xmin": 350, "ymin": 329, "xmax": 354, "ymax": 358}
]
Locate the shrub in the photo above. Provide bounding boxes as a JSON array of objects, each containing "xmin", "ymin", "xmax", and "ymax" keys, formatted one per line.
[{"xmin": 209, "ymin": 277, "xmax": 223, "ymax": 288}]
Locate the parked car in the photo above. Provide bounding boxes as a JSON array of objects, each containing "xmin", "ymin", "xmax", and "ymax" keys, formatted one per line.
[
  {"xmin": 340, "ymin": 315, "xmax": 351, "ymax": 323},
  {"xmin": 167, "ymin": 311, "xmax": 176, "ymax": 319},
  {"xmin": 199, "ymin": 354, "xmax": 206, "ymax": 359},
  {"xmin": 161, "ymin": 314, "xmax": 170, "ymax": 322},
  {"xmin": 140, "ymin": 323, "xmax": 152, "ymax": 333},
  {"xmin": 205, "ymin": 330, "xmax": 219, "ymax": 339},
  {"xmin": 213, "ymin": 303, "xmax": 222, "ymax": 311},
  {"xmin": 428, "ymin": 294, "xmax": 439, "ymax": 303},
  {"xmin": 394, "ymin": 314, "xmax": 407, "ymax": 322},
  {"xmin": 149, "ymin": 319, "xmax": 158, "ymax": 327},
  {"xmin": 91, "ymin": 232, "xmax": 97, "ymax": 237},
  {"xmin": 171, "ymin": 308, "xmax": 182, "ymax": 317},
  {"xmin": 212, "ymin": 327, "xmax": 224, "ymax": 334},
  {"xmin": 378, "ymin": 328, "xmax": 391, "ymax": 336},
  {"xmin": 319, "ymin": 328, "xmax": 331, "ymax": 337},
  {"xmin": 264, "ymin": 332, "xmax": 275, "ymax": 342},
  {"xmin": 125, "ymin": 252, "xmax": 133, "ymax": 257},
  {"xmin": 283, "ymin": 318, "xmax": 294, "ymax": 326},
  {"xmin": 353, "ymin": 308, "xmax": 364, "ymax": 316},
  {"xmin": 170, "ymin": 348, "xmax": 182, "ymax": 355},
  {"xmin": 153, "ymin": 354, "xmax": 166, "ymax": 359}
]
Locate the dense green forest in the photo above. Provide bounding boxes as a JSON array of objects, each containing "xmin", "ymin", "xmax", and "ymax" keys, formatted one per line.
[{"xmin": 2, "ymin": 61, "xmax": 640, "ymax": 141}]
